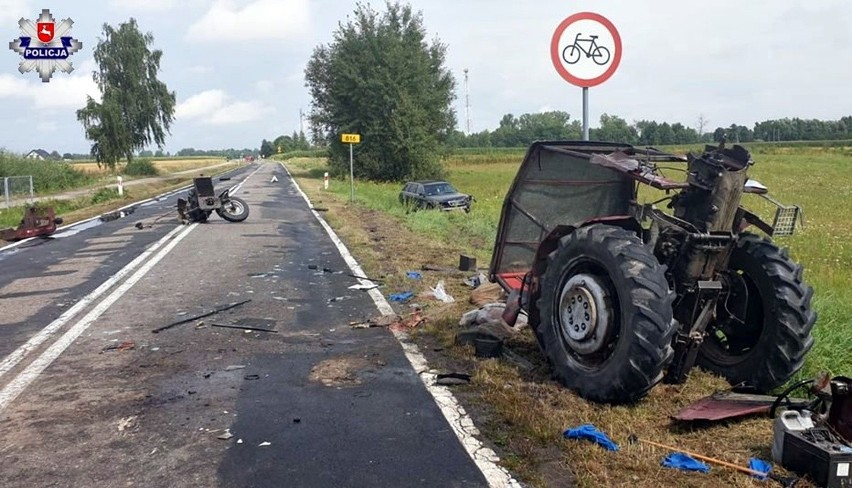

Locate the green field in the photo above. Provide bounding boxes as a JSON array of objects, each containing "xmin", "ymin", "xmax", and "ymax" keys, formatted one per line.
[{"xmin": 287, "ymin": 145, "xmax": 852, "ymax": 380}]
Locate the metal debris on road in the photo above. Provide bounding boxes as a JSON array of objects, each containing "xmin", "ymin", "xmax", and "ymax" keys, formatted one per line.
[
  {"xmin": 244, "ymin": 374, "xmax": 260, "ymax": 380},
  {"xmin": 225, "ymin": 365, "xmax": 246, "ymax": 371},
  {"xmin": 348, "ymin": 283, "xmax": 379, "ymax": 291},
  {"xmin": 435, "ymin": 372, "xmax": 471, "ymax": 386},
  {"xmin": 101, "ymin": 341, "xmax": 136, "ymax": 353},
  {"xmin": 217, "ymin": 429, "xmax": 234, "ymax": 440},
  {"xmin": 151, "ymin": 299, "xmax": 252, "ymax": 333},
  {"xmin": 673, "ymin": 391, "xmax": 809, "ymax": 423},
  {"xmin": 117, "ymin": 416, "xmax": 137, "ymax": 432},
  {"xmin": 211, "ymin": 322, "xmax": 278, "ymax": 333},
  {"xmin": 258, "ymin": 441, "xmax": 271, "ymax": 447}
]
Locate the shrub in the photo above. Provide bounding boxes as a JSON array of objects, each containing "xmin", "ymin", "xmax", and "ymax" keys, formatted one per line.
[
  {"xmin": 91, "ymin": 187, "xmax": 124, "ymax": 204},
  {"xmin": 124, "ymin": 158, "xmax": 158, "ymax": 176}
]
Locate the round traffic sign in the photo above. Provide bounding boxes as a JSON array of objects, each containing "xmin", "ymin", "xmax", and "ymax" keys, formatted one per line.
[{"xmin": 550, "ymin": 12, "xmax": 622, "ymax": 88}]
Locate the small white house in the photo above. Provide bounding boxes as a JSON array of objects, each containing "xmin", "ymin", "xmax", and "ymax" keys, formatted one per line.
[{"xmin": 25, "ymin": 149, "xmax": 51, "ymax": 160}]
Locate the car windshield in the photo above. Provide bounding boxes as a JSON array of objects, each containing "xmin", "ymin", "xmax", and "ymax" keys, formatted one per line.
[{"xmin": 423, "ymin": 183, "xmax": 456, "ymax": 196}]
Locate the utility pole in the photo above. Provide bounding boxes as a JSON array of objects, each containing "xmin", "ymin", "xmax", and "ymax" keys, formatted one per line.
[
  {"xmin": 299, "ymin": 108, "xmax": 304, "ymax": 135},
  {"xmin": 463, "ymin": 68, "xmax": 471, "ymax": 134}
]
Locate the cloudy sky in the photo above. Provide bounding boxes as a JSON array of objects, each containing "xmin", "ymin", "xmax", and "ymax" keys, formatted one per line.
[{"xmin": 1, "ymin": 0, "xmax": 850, "ymax": 154}]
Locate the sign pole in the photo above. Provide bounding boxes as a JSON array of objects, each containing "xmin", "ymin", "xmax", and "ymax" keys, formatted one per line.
[
  {"xmin": 582, "ymin": 87, "xmax": 589, "ymax": 141},
  {"xmin": 349, "ymin": 142, "xmax": 354, "ymax": 203}
]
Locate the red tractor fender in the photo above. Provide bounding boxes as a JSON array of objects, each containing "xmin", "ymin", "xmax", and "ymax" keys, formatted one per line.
[{"xmin": 531, "ymin": 216, "xmax": 642, "ymax": 277}]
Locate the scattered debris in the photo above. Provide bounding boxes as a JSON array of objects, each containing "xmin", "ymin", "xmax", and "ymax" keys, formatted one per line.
[
  {"xmin": 225, "ymin": 365, "xmax": 246, "ymax": 371},
  {"xmin": 474, "ymin": 336, "xmax": 503, "ymax": 358},
  {"xmin": 406, "ymin": 271, "xmax": 422, "ymax": 280},
  {"xmin": 459, "ymin": 303, "xmax": 527, "ymax": 329},
  {"xmin": 748, "ymin": 458, "xmax": 772, "ymax": 480},
  {"xmin": 312, "ymin": 207, "xmax": 329, "ymax": 212},
  {"xmin": 458, "ymin": 254, "xmax": 477, "ymax": 271},
  {"xmin": 101, "ymin": 341, "xmax": 136, "ymax": 353},
  {"xmin": 117, "ymin": 416, "xmax": 137, "ymax": 433},
  {"xmin": 661, "ymin": 452, "xmax": 710, "ymax": 473},
  {"xmin": 627, "ymin": 434, "xmax": 796, "ymax": 485},
  {"xmin": 217, "ymin": 429, "xmax": 234, "ymax": 440},
  {"xmin": 244, "ymin": 374, "xmax": 260, "ymax": 381},
  {"xmin": 151, "ymin": 299, "xmax": 252, "ymax": 333},
  {"xmin": 348, "ymin": 283, "xmax": 379, "ymax": 291},
  {"xmin": 259, "ymin": 441, "xmax": 271, "ymax": 447},
  {"xmin": 350, "ymin": 314, "xmax": 400, "ymax": 329},
  {"xmin": 674, "ymin": 391, "xmax": 809, "ymax": 422},
  {"xmin": 429, "ymin": 280, "xmax": 454, "ymax": 303},
  {"xmin": 563, "ymin": 424, "xmax": 619, "ymax": 451},
  {"xmin": 0, "ymin": 206, "xmax": 63, "ymax": 241},
  {"xmin": 463, "ymin": 272, "xmax": 489, "ymax": 288},
  {"xmin": 135, "ymin": 222, "xmax": 144, "ymax": 230},
  {"xmin": 211, "ymin": 323, "xmax": 278, "ymax": 333},
  {"xmin": 435, "ymin": 372, "xmax": 471, "ymax": 386},
  {"xmin": 293, "ymin": 418, "xmax": 301, "ymax": 423},
  {"xmin": 469, "ymin": 282, "xmax": 506, "ymax": 307},
  {"xmin": 327, "ymin": 295, "xmax": 351, "ymax": 303},
  {"xmin": 237, "ymin": 439, "xmax": 243, "ymax": 444},
  {"xmin": 389, "ymin": 291, "xmax": 414, "ymax": 302}
]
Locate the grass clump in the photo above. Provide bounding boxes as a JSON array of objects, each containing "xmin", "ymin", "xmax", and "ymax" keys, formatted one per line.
[{"xmin": 123, "ymin": 158, "xmax": 159, "ymax": 176}]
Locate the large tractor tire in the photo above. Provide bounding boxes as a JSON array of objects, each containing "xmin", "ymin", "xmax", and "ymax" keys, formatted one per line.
[
  {"xmin": 536, "ymin": 224, "xmax": 677, "ymax": 403},
  {"xmin": 698, "ymin": 233, "xmax": 816, "ymax": 391}
]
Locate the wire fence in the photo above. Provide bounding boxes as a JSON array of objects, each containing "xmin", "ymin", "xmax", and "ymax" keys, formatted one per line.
[{"xmin": 1, "ymin": 176, "xmax": 34, "ymax": 209}]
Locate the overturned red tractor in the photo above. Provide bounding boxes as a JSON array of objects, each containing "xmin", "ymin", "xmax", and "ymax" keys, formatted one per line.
[{"xmin": 491, "ymin": 141, "xmax": 816, "ymax": 403}]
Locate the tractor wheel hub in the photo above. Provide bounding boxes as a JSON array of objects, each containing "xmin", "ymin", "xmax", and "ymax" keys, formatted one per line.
[{"xmin": 558, "ymin": 273, "xmax": 611, "ymax": 355}]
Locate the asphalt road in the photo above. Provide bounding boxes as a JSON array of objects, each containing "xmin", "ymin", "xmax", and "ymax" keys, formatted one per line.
[{"xmin": 0, "ymin": 163, "xmax": 492, "ymax": 487}]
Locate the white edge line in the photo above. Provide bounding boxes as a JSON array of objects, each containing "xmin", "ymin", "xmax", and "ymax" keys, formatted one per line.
[
  {"xmin": 0, "ymin": 164, "xmax": 264, "ymax": 379},
  {"xmin": 0, "ymin": 223, "xmax": 198, "ymax": 413},
  {"xmin": 0, "ymin": 163, "xmax": 251, "ymax": 253},
  {"xmin": 0, "ymin": 224, "xmax": 187, "ymax": 381},
  {"xmin": 280, "ymin": 163, "xmax": 522, "ymax": 488}
]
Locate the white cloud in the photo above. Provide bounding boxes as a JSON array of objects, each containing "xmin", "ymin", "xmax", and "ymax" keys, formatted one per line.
[
  {"xmin": 255, "ymin": 79, "xmax": 274, "ymax": 94},
  {"xmin": 176, "ymin": 89, "xmax": 227, "ymax": 119},
  {"xmin": 176, "ymin": 89, "xmax": 270, "ymax": 125},
  {"xmin": 188, "ymin": 65, "xmax": 213, "ymax": 75},
  {"xmin": 186, "ymin": 0, "xmax": 310, "ymax": 42},
  {"xmin": 36, "ymin": 121, "xmax": 57, "ymax": 133},
  {"xmin": 0, "ymin": 0, "xmax": 30, "ymax": 23},
  {"xmin": 109, "ymin": 0, "xmax": 176, "ymax": 11},
  {"xmin": 0, "ymin": 64, "xmax": 99, "ymax": 110}
]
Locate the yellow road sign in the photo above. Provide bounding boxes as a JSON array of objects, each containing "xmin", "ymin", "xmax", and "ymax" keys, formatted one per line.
[{"xmin": 341, "ymin": 133, "xmax": 361, "ymax": 144}]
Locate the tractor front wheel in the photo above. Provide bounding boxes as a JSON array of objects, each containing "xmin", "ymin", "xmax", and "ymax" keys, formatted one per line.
[
  {"xmin": 537, "ymin": 224, "xmax": 676, "ymax": 403},
  {"xmin": 698, "ymin": 233, "xmax": 816, "ymax": 391}
]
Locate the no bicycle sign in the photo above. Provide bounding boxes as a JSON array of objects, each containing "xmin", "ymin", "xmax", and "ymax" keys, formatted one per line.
[{"xmin": 550, "ymin": 12, "xmax": 622, "ymax": 88}]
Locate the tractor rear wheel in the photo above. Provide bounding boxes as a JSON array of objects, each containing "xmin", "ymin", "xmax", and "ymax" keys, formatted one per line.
[
  {"xmin": 698, "ymin": 233, "xmax": 816, "ymax": 391},
  {"xmin": 537, "ymin": 224, "xmax": 676, "ymax": 403}
]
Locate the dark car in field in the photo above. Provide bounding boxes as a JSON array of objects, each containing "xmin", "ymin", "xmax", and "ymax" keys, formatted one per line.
[{"xmin": 399, "ymin": 180, "xmax": 472, "ymax": 212}]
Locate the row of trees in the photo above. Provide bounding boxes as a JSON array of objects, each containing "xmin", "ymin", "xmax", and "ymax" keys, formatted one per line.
[
  {"xmin": 259, "ymin": 132, "xmax": 311, "ymax": 158},
  {"xmin": 449, "ymin": 113, "xmax": 852, "ymax": 148}
]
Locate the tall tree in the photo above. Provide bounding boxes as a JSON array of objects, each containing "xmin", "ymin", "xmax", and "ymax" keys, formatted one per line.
[
  {"xmin": 77, "ymin": 19, "xmax": 175, "ymax": 168},
  {"xmin": 305, "ymin": 2, "xmax": 456, "ymax": 181},
  {"xmin": 260, "ymin": 139, "xmax": 275, "ymax": 158}
]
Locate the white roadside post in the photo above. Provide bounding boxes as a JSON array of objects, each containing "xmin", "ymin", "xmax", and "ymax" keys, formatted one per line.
[
  {"xmin": 323, "ymin": 172, "xmax": 329, "ymax": 190},
  {"xmin": 117, "ymin": 176, "xmax": 124, "ymax": 196},
  {"xmin": 550, "ymin": 12, "xmax": 622, "ymax": 141},
  {"xmin": 341, "ymin": 133, "xmax": 361, "ymax": 203}
]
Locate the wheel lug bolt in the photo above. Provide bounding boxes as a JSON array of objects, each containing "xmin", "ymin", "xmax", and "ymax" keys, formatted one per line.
[{"xmin": 574, "ymin": 326, "xmax": 579, "ymax": 332}]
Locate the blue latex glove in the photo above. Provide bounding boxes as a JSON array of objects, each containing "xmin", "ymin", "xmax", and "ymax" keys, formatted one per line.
[
  {"xmin": 748, "ymin": 458, "xmax": 772, "ymax": 480},
  {"xmin": 563, "ymin": 424, "xmax": 619, "ymax": 451},
  {"xmin": 389, "ymin": 291, "xmax": 414, "ymax": 302},
  {"xmin": 406, "ymin": 271, "xmax": 422, "ymax": 280},
  {"xmin": 661, "ymin": 452, "xmax": 710, "ymax": 473}
]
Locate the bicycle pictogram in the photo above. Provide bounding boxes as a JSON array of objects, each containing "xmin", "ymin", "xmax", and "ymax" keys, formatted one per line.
[{"xmin": 562, "ymin": 33, "xmax": 611, "ymax": 66}]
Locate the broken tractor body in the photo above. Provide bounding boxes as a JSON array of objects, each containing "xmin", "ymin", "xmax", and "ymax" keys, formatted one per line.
[
  {"xmin": 490, "ymin": 141, "xmax": 815, "ymax": 403},
  {"xmin": 0, "ymin": 206, "xmax": 63, "ymax": 241},
  {"xmin": 177, "ymin": 176, "xmax": 249, "ymax": 223}
]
